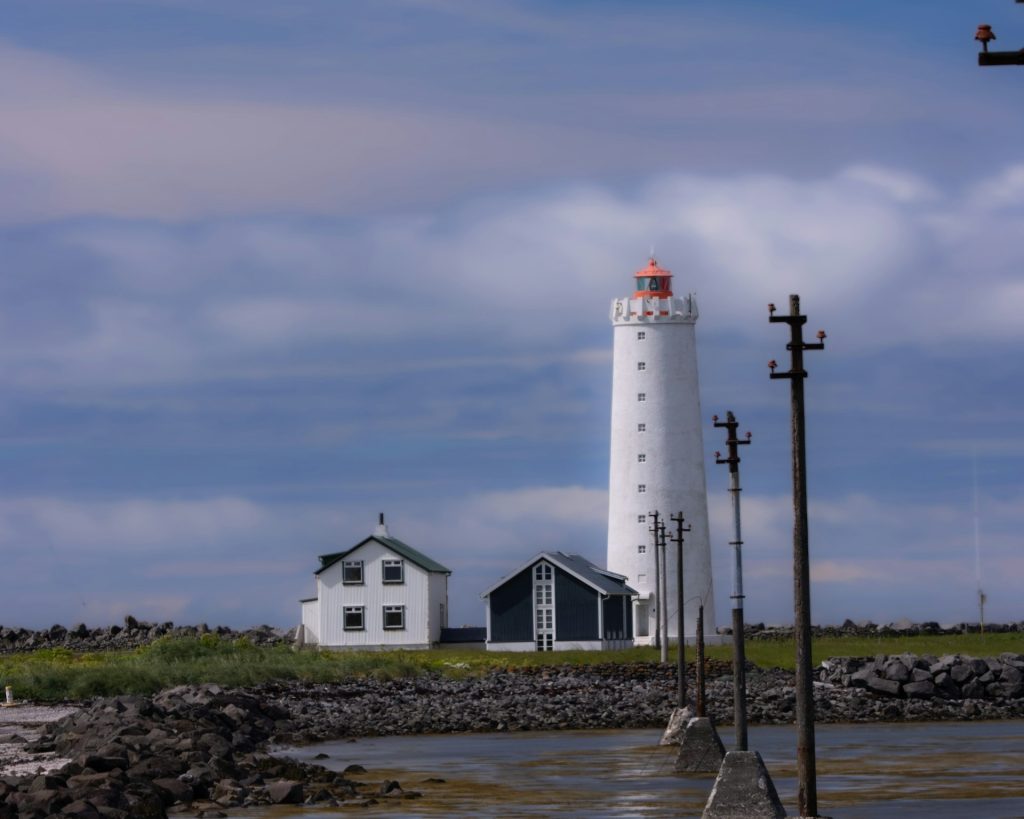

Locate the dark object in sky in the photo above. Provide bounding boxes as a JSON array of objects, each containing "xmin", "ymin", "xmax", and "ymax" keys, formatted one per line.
[{"xmin": 977, "ymin": 4, "xmax": 1024, "ymax": 65}]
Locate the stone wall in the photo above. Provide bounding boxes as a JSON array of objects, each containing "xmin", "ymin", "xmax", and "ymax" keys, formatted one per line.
[
  {"xmin": 733, "ymin": 620, "xmax": 1024, "ymax": 640},
  {"xmin": 0, "ymin": 617, "xmax": 294, "ymax": 655},
  {"xmin": 816, "ymin": 652, "xmax": 1024, "ymax": 701}
]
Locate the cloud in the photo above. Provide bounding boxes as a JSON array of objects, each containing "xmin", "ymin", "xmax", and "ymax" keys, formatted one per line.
[{"xmin": 5, "ymin": 162, "xmax": 1023, "ymax": 396}]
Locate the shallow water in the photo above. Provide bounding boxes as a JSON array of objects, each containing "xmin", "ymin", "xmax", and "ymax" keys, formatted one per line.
[{"xmin": 249, "ymin": 720, "xmax": 1024, "ymax": 818}]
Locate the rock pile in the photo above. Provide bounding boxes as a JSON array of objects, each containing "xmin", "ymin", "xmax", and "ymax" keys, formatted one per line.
[
  {"xmin": 257, "ymin": 657, "xmax": 1024, "ymax": 742},
  {"xmin": 0, "ymin": 686, "xmax": 400, "ymax": 818},
  {"xmin": 736, "ymin": 620, "xmax": 1024, "ymax": 640},
  {"xmin": 815, "ymin": 652, "xmax": 1024, "ymax": 701},
  {"xmin": 0, "ymin": 619, "xmax": 293, "ymax": 655}
]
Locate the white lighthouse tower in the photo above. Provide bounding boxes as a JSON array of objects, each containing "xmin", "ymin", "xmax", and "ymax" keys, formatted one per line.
[{"xmin": 607, "ymin": 258, "xmax": 715, "ymax": 643}]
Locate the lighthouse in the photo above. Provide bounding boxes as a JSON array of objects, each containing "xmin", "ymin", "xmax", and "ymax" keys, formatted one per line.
[{"xmin": 607, "ymin": 258, "xmax": 715, "ymax": 643}]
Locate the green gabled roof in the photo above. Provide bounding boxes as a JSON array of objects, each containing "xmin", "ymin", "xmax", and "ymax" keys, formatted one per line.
[{"xmin": 316, "ymin": 535, "xmax": 451, "ymax": 576}]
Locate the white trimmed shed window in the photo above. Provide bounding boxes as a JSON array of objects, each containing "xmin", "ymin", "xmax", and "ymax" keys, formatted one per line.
[
  {"xmin": 638, "ymin": 484, "xmax": 646, "ymax": 493},
  {"xmin": 638, "ymin": 423, "xmax": 646, "ymax": 432},
  {"xmin": 342, "ymin": 561, "xmax": 363, "ymax": 585},
  {"xmin": 637, "ymin": 393, "xmax": 646, "ymax": 402},
  {"xmin": 638, "ymin": 544, "xmax": 646, "ymax": 554},
  {"xmin": 383, "ymin": 605, "xmax": 405, "ymax": 630},
  {"xmin": 638, "ymin": 453, "xmax": 646, "ymax": 463},
  {"xmin": 637, "ymin": 331, "xmax": 646, "ymax": 340},
  {"xmin": 382, "ymin": 559, "xmax": 404, "ymax": 584},
  {"xmin": 637, "ymin": 362, "xmax": 646, "ymax": 371},
  {"xmin": 343, "ymin": 606, "xmax": 364, "ymax": 631}
]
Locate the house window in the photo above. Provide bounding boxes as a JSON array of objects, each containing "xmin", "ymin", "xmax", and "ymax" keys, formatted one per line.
[
  {"xmin": 638, "ymin": 484, "xmax": 646, "ymax": 493},
  {"xmin": 637, "ymin": 331, "xmax": 646, "ymax": 340},
  {"xmin": 637, "ymin": 393, "xmax": 646, "ymax": 402},
  {"xmin": 638, "ymin": 544, "xmax": 646, "ymax": 554},
  {"xmin": 638, "ymin": 423, "xmax": 646, "ymax": 432},
  {"xmin": 383, "ymin": 605, "xmax": 405, "ymax": 630},
  {"xmin": 342, "ymin": 561, "xmax": 363, "ymax": 585},
  {"xmin": 382, "ymin": 559, "xmax": 404, "ymax": 584},
  {"xmin": 637, "ymin": 362, "xmax": 646, "ymax": 371},
  {"xmin": 638, "ymin": 454, "xmax": 646, "ymax": 463},
  {"xmin": 638, "ymin": 514, "xmax": 646, "ymax": 523},
  {"xmin": 343, "ymin": 606, "xmax": 364, "ymax": 631},
  {"xmin": 534, "ymin": 562, "xmax": 554, "ymax": 652}
]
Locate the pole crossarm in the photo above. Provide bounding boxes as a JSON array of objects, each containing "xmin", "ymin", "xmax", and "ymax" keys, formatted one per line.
[{"xmin": 977, "ymin": 4, "xmax": 1024, "ymax": 65}]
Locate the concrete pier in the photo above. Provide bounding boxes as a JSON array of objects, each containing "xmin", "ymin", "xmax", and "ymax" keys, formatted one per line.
[
  {"xmin": 659, "ymin": 704, "xmax": 694, "ymax": 745},
  {"xmin": 674, "ymin": 716, "xmax": 725, "ymax": 773},
  {"xmin": 702, "ymin": 750, "xmax": 786, "ymax": 818}
]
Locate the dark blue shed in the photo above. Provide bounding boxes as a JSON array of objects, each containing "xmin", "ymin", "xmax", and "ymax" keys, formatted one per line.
[{"xmin": 481, "ymin": 552, "xmax": 636, "ymax": 652}]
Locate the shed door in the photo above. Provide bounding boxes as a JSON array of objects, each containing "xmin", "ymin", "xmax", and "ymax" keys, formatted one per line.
[{"xmin": 534, "ymin": 563, "xmax": 554, "ymax": 651}]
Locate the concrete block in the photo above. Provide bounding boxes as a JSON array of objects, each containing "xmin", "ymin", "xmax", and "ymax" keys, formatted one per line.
[
  {"xmin": 674, "ymin": 717, "xmax": 725, "ymax": 773},
  {"xmin": 660, "ymin": 705, "xmax": 695, "ymax": 746},
  {"xmin": 702, "ymin": 750, "xmax": 786, "ymax": 818}
]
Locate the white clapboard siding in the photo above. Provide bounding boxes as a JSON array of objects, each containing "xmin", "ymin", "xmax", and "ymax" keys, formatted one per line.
[
  {"xmin": 427, "ymin": 571, "xmax": 449, "ymax": 642},
  {"xmin": 317, "ymin": 540, "xmax": 433, "ymax": 648},
  {"xmin": 301, "ymin": 599, "xmax": 319, "ymax": 644}
]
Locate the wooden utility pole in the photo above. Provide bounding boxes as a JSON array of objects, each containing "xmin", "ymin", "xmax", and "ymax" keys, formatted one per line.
[
  {"xmin": 658, "ymin": 518, "xmax": 669, "ymax": 665},
  {"xmin": 695, "ymin": 605, "xmax": 706, "ymax": 717},
  {"xmin": 649, "ymin": 510, "xmax": 662, "ymax": 655},
  {"xmin": 669, "ymin": 512, "xmax": 691, "ymax": 708},
  {"xmin": 769, "ymin": 295, "xmax": 826, "ymax": 819},
  {"xmin": 714, "ymin": 411, "xmax": 752, "ymax": 751}
]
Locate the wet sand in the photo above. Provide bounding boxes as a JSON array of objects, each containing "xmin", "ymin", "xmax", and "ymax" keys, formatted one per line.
[{"xmin": 0, "ymin": 702, "xmax": 78, "ymax": 777}]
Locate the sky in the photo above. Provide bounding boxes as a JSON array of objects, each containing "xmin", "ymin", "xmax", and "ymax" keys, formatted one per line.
[{"xmin": 2, "ymin": 0, "xmax": 1024, "ymax": 631}]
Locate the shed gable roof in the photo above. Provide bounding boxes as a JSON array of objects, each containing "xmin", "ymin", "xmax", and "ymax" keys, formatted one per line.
[
  {"xmin": 480, "ymin": 552, "xmax": 637, "ymax": 598},
  {"xmin": 316, "ymin": 535, "xmax": 451, "ymax": 576}
]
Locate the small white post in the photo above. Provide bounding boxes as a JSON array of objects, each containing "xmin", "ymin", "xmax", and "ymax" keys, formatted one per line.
[{"xmin": 4, "ymin": 686, "xmax": 13, "ymax": 706}]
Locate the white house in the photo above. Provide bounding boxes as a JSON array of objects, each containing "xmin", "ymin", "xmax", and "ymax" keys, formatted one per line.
[
  {"xmin": 481, "ymin": 552, "xmax": 636, "ymax": 652},
  {"xmin": 300, "ymin": 515, "xmax": 451, "ymax": 649}
]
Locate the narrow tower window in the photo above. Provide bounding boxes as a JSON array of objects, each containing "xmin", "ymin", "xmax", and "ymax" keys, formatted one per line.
[
  {"xmin": 637, "ymin": 331, "xmax": 646, "ymax": 340},
  {"xmin": 637, "ymin": 393, "xmax": 646, "ymax": 402},
  {"xmin": 638, "ymin": 514, "xmax": 646, "ymax": 523},
  {"xmin": 638, "ymin": 484, "xmax": 646, "ymax": 493},
  {"xmin": 638, "ymin": 454, "xmax": 646, "ymax": 463},
  {"xmin": 638, "ymin": 423, "xmax": 646, "ymax": 432},
  {"xmin": 637, "ymin": 362, "xmax": 646, "ymax": 371},
  {"xmin": 638, "ymin": 544, "xmax": 646, "ymax": 554}
]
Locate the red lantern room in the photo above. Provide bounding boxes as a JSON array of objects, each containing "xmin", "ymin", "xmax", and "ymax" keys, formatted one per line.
[{"xmin": 633, "ymin": 257, "xmax": 673, "ymax": 298}]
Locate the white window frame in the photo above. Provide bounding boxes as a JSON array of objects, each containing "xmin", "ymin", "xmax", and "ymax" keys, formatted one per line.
[
  {"xmin": 382, "ymin": 605, "xmax": 405, "ymax": 630},
  {"xmin": 638, "ymin": 514, "xmax": 646, "ymax": 523},
  {"xmin": 637, "ymin": 393, "xmax": 646, "ymax": 402},
  {"xmin": 638, "ymin": 544, "xmax": 646, "ymax": 554},
  {"xmin": 638, "ymin": 484, "xmax": 646, "ymax": 493},
  {"xmin": 533, "ymin": 562, "xmax": 555, "ymax": 652},
  {"xmin": 342, "ymin": 561, "xmax": 363, "ymax": 585},
  {"xmin": 638, "ymin": 423, "xmax": 646, "ymax": 432},
  {"xmin": 382, "ymin": 559, "xmax": 404, "ymax": 585},
  {"xmin": 343, "ymin": 606, "xmax": 364, "ymax": 631},
  {"xmin": 637, "ymin": 331, "xmax": 646, "ymax": 340},
  {"xmin": 638, "ymin": 454, "xmax": 646, "ymax": 463},
  {"xmin": 637, "ymin": 362, "xmax": 646, "ymax": 371}
]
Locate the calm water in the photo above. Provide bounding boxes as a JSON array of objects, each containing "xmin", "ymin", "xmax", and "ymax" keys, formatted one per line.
[{"xmin": 246, "ymin": 720, "xmax": 1024, "ymax": 818}]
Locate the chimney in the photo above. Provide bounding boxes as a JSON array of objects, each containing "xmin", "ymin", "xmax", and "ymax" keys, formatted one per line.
[{"xmin": 374, "ymin": 512, "xmax": 390, "ymax": 537}]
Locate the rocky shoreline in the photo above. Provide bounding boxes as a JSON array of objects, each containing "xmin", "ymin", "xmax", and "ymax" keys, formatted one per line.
[{"xmin": 3, "ymin": 656, "xmax": 1024, "ymax": 817}]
